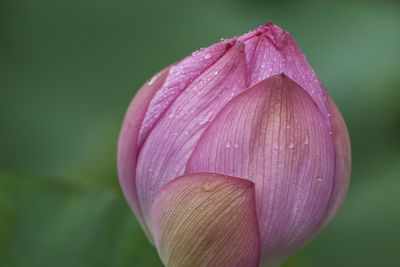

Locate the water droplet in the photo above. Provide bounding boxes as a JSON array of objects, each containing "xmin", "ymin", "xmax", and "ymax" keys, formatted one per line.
[
  {"xmin": 214, "ymin": 71, "xmax": 219, "ymax": 75},
  {"xmin": 148, "ymin": 73, "xmax": 160, "ymax": 85},
  {"xmin": 288, "ymin": 142, "xmax": 294, "ymax": 149},
  {"xmin": 198, "ymin": 117, "xmax": 209, "ymax": 125},
  {"xmin": 202, "ymin": 182, "xmax": 219, "ymax": 192},
  {"xmin": 168, "ymin": 114, "xmax": 174, "ymax": 119},
  {"xmin": 293, "ymin": 206, "xmax": 299, "ymax": 213},
  {"xmin": 317, "ymin": 176, "xmax": 323, "ymax": 182},
  {"xmin": 175, "ymin": 112, "xmax": 184, "ymax": 119},
  {"xmin": 205, "ymin": 53, "xmax": 211, "ymax": 59},
  {"xmin": 329, "ymin": 131, "xmax": 333, "ymax": 135},
  {"xmin": 327, "ymin": 113, "xmax": 331, "ymax": 117},
  {"xmin": 304, "ymin": 136, "xmax": 309, "ymax": 145},
  {"xmin": 225, "ymin": 142, "xmax": 231, "ymax": 148}
]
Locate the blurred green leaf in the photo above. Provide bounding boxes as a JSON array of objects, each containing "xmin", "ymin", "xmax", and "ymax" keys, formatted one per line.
[{"xmin": 0, "ymin": 172, "xmax": 163, "ymax": 267}]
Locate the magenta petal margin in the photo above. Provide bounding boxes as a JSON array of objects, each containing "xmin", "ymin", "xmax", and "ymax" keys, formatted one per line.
[{"xmin": 118, "ymin": 22, "xmax": 351, "ymax": 266}]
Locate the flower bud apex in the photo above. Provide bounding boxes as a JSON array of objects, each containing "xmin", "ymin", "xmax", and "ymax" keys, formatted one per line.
[{"xmin": 118, "ymin": 22, "xmax": 351, "ymax": 266}]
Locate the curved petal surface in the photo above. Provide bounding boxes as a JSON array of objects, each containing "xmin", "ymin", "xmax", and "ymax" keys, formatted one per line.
[
  {"xmin": 117, "ymin": 66, "xmax": 171, "ymax": 240},
  {"xmin": 138, "ymin": 41, "xmax": 231, "ymax": 146},
  {"xmin": 319, "ymin": 92, "xmax": 351, "ymax": 229},
  {"xmin": 136, "ymin": 42, "xmax": 248, "ymax": 226},
  {"xmin": 151, "ymin": 173, "xmax": 260, "ymax": 267},
  {"xmin": 186, "ymin": 74, "xmax": 335, "ymax": 264}
]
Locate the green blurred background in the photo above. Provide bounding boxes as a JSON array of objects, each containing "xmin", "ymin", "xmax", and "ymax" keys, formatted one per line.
[{"xmin": 1, "ymin": 0, "xmax": 399, "ymax": 266}]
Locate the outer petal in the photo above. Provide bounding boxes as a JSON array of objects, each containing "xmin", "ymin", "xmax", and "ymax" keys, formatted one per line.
[
  {"xmin": 186, "ymin": 74, "xmax": 335, "ymax": 265},
  {"xmin": 151, "ymin": 173, "xmax": 260, "ymax": 267},
  {"xmin": 319, "ymin": 92, "xmax": 351, "ymax": 229},
  {"xmin": 136, "ymin": 42, "xmax": 248, "ymax": 226},
  {"xmin": 138, "ymin": 41, "xmax": 230, "ymax": 146},
  {"xmin": 117, "ymin": 65, "xmax": 171, "ymax": 241},
  {"xmin": 118, "ymin": 40, "xmax": 231, "ymax": 239}
]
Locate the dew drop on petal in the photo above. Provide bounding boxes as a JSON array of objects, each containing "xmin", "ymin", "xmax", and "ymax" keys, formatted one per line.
[
  {"xmin": 198, "ymin": 118, "xmax": 208, "ymax": 125},
  {"xmin": 202, "ymin": 181, "xmax": 219, "ymax": 192},
  {"xmin": 304, "ymin": 136, "xmax": 309, "ymax": 145},
  {"xmin": 148, "ymin": 73, "xmax": 160, "ymax": 85}
]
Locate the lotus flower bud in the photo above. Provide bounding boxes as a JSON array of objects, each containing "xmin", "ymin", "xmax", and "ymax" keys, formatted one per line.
[{"xmin": 118, "ymin": 22, "xmax": 351, "ymax": 266}]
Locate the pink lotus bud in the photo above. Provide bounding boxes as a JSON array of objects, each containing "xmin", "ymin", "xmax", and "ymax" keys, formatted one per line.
[{"xmin": 118, "ymin": 22, "xmax": 351, "ymax": 266}]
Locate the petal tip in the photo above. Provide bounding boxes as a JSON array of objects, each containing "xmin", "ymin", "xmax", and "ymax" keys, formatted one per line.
[{"xmin": 151, "ymin": 173, "xmax": 260, "ymax": 267}]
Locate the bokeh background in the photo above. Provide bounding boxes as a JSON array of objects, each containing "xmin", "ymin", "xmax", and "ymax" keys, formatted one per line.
[{"xmin": 1, "ymin": 0, "xmax": 399, "ymax": 266}]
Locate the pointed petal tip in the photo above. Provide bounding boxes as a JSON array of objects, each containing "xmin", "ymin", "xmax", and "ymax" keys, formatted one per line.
[
  {"xmin": 151, "ymin": 173, "xmax": 260, "ymax": 267},
  {"xmin": 236, "ymin": 21, "xmax": 282, "ymax": 43},
  {"xmin": 257, "ymin": 21, "xmax": 283, "ymax": 34},
  {"xmin": 228, "ymin": 39, "xmax": 245, "ymax": 53},
  {"xmin": 245, "ymin": 22, "xmax": 296, "ymax": 54},
  {"xmin": 255, "ymin": 72, "xmax": 302, "ymax": 93}
]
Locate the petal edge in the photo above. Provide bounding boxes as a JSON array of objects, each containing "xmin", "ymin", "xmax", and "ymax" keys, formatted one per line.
[{"xmin": 151, "ymin": 173, "xmax": 260, "ymax": 267}]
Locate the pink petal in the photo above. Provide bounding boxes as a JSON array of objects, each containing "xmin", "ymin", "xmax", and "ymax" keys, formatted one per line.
[
  {"xmin": 318, "ymin": 92, "xmax": 351, "ymax": 229},
  {"xmin": 138, "ymin": 41, "xmax": 230, "ymax": 147},
  {"xmin": 151, "ymin": 173, "xmax": 260, "ymax": 267},
  {"xmin": 117, "ymin": 66, "xmax": 172, "ymax": 241},
  {"xmin": 136, "ymin": 41, "xmax": 248, "ymax": 226},
  {"xmin": 238, "ymin": 23, "xmax": 330, "ymax": 128},
  {"xmin": 186, "ymin": 74, "xmax": 335, "ymax": 265}
]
